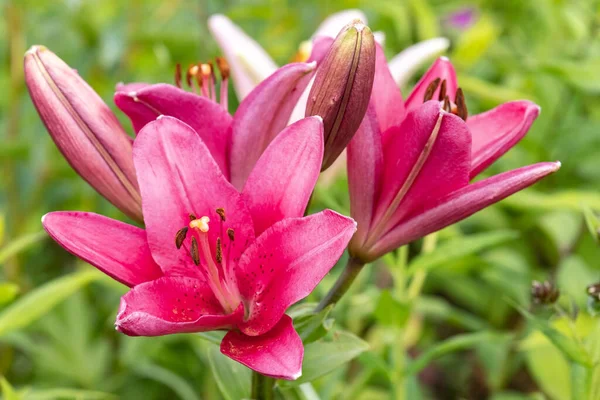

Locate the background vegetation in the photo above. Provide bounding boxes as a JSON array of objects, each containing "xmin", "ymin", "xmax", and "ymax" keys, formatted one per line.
[{"xmin": 1, "ymin": 0, "xmax": 600, "ymax": 399}]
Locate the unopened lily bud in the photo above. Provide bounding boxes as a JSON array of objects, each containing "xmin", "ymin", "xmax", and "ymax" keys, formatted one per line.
[
  {"xmin": 305, "ymin": 19, "xmax": 376, "ymax": 170},
  {"xmin": 24, "ymin": 46, "xmax": 143, "ymax": 221}
]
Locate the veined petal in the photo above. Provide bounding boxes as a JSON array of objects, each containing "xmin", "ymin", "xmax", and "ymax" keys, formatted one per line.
[
  {"xmin": 347, "ymin": 106, "xmax": 383, "ymax": 249},
  {"xmin": 208, "ymin": 14, "xmax": 278, "ymax": 100},
  {"xmin": 388, "ymin": 38, "xmax": 451, "ymax": 88},
  {"xmin": 469, "ymin": 100, "xmax": 540, "ymax": 178},
  {"xmin": 115, "ymin": 84, "xmax": 232, "ymax": 177},
  {"xmin": 371, "ymin": 43, "xmax": 405, "ymax": 133},
  {"xmin": 242, "ymin": 117, "xmax": 324, "ymax": 235},
  {"xmin": 133, "ymin": 116, "xmax": 254, "ymax": 277},
  {"xmin": 370, "ymin": 162, "xmax": 561, "ymax": 260},
  {"xmin": 312, "ymin": 9, "xmax": 368, "ymax": 38},
  {"xmin": 221, "ymin": 315, "xmax": 302, "ymax": 380},
  {"xmin": 374, "ymin": 102, "xmax": 470, "ymax": 232},
  {"xmin": 236, "ymin": 210, "xmax": 356, "ymax": 336},
  {"xmin": 42, "ymin": 212, "xmax": 162, "ymax": 287},
  {"xmin": 116, "ymin": 276, "xmax": 244, "ymax": 336},
  {"xmin": 230, "ymin": 62, "xmax": 316, "ymax": 189},
  {"xmin": 405, "ymin": 57, "xmax": 458, "ymax": 113}
]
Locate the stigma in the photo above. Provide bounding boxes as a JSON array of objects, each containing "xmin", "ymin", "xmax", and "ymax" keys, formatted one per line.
[{"xmin": 189, "ymin": 216, "xmax": 210, "ymax": 233}]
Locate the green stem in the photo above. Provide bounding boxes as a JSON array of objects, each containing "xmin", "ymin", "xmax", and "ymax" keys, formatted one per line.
[
  {"xmin": 251, "ymin": 371, "xmax": 275, "ymax": 400},
  {"xmin": 315, "ymin": 256, "xmax": 365, "ymax": 312}
]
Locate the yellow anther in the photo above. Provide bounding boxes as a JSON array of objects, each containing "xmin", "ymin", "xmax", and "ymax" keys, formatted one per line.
[{"xmin": 190, "ymin": 216, "xmax": 210, "ymax": 232}]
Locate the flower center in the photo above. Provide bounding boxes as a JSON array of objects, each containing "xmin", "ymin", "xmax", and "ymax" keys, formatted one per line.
[
  {"xmin": 174, "ymin": 57, "xmax": 230, "ymax": 111},
  {"xmin": 422, "ymin": 77, "xmax": 468, "ymax": 121},
  {"xmin": 175, "ymin": 207, "xmax": 239, "ymax": 313}
]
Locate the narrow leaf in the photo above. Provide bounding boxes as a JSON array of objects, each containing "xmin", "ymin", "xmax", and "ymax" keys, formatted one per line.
[{"xmin": 207, "ymin": 346, "xmax": 251, "ymax": 400}]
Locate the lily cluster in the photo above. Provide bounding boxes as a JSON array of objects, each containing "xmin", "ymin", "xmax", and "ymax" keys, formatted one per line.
[{"xmin": 25, "ymin": 9, "xmax": 559, "ymax": 380}]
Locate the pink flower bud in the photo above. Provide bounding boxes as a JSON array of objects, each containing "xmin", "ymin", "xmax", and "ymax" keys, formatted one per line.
[
  {"xmin": 305, "ymin": 20, "xmax": 376, "ymax": 170},
  {"xmin": 25, "ymin": 46, "xmax": 142, "ymax": 221}
]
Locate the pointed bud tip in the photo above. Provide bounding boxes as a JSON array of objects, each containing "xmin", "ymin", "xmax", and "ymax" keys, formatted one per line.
[
  {"xmin": 25, "ymin": 45, "xmax": 47, "ymax": 57},
  {"xmin": 553, "ymin": 161, "xmax": 562, "ymax": 169}
]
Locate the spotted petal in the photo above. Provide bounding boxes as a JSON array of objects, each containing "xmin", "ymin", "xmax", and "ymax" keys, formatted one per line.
[
  {"xmin": 221, "ymin": 315, "xmax": 302, "ymax": 380},
  {"xmin": 236, "ymin": 210, "xmax": 356, "ymax": 336},
  {"xmin": 116, "ymin": 276, "xmax": 244, "ymax": 336},
  {"xmin": 133, "ymin": 116, "xmax": 254, "ymax": 277}
]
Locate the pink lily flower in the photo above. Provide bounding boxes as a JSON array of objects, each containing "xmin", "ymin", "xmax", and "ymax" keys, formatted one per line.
[
  {"xmin": 114, "ymin": 57, "xmax": 318, "ymax": 190},
  {"xmin": 42, "ymin": 115, "xmax": 356, "ymax": 379},
  {"xmin": 348, "ymin": 52, "xmax": 560, "ymax": 262}
]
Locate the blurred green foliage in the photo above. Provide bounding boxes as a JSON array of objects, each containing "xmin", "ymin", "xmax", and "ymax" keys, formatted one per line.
[{"xmin": 2, "ymin": 0, "xmax": 600, "ymax": 399}]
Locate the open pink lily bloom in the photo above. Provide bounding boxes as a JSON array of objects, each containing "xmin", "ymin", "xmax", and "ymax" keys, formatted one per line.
[
  {"xmin": 115, "ymin": 57, "xmax": 322, "ymax": 190},
  {"xmin": 42, "ymin": 116, "xmax": 356, "ymax": 380},
  {"xmin": 348, "ymin": 52, "xmax": 560, "ymax": 262}
]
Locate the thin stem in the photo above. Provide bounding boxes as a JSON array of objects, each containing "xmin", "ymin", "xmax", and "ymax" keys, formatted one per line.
[
  {"xmin": 316, "ymin": 256, "xmax": 365, "ymax": 312},
  {"xmin": 251, "ymin": 371, "xmax": 275, "ymax": 400}
]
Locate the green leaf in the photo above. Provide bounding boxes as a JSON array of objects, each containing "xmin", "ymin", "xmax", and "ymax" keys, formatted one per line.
[
  {"xmin": 374, "ymin": 291, "xmax": 410, "ymax": 328},
  {"xmin": 406, "ymin": 231, "xmax": 518, "ymax": 276},
  {"xmin": 293, "ymin": 304, "xmax": 334, "ymax": 343},
  {"xmin": 0, "ymin": 270, "xmax": 100, "ymax": 336},
  {"xmin": 405, "ymin": 331, "xmax": 500, "ymax": 376},
  {"xmin": 0, "ymin": 377, "xmax": 20, "ymax": 400},
  {"xmin": 0, "ymin": 283, "xmax": 19, "ymax": 306},
  {"xmin": 519, "ymin": 307, "xmax": 592, "ymax": 367},
  {"xmin": 23, "ymin": 388, "xmax": 117, "ymax": 400},
  {"xmin": 196, "ymin": 331, "xmax": 225, "ymax": 346},
  {"xmin": 132, "ymin": 363, "xmax": 200, "ymax": 400},
  {"xmin": 0, "ymin": 231, "xmax": 46, "ymax": 266},
  {"xmin": 503, "ymin": 190, "xmax": 600, "ymax": 212},
  {"xmin": 207, "ymin": 346, "xmax": 251, "ymax": 400},
  {"xmin": 280, "ymin": 330, "xmax": 369, "ymax": 386},
  {"xmin": 583, "ymin": 205, "xmax": 599, "ymax": 243}
]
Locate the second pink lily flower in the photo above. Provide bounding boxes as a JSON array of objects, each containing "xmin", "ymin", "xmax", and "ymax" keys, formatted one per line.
[{"xmin": 348, "ymin": 51, "xmax": 560, "ymax": 262}]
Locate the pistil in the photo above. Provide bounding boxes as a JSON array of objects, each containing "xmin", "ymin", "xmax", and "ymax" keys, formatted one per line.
[{"xmin": 175, "ymin": 210, "xmax": 241, "ymax": 314}]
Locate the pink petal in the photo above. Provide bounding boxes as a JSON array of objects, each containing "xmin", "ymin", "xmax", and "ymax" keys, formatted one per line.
[
  {"xmin": 370, "ymin": 162, "xmax": 561, "ymax": 259},
  {"xmin": 347, "ymin": 106, "xmax": 383, "ymax": 250},
  {"xmin": 115, "ymin": 84, "xmax": 232, "ymax": 176},
  {"xmin": 236, "ymin": 210, "xmax": 356, "ymax": 336},
  {"xmin": 469, "ymin": 100, "xmax": 540, "ymax": 178},
  {"xmin": 405, "ymin": 57, "xmax": 458, "ymax": 113},
  {"xmin": 307, "ymin": 36, "xmax": 335, "ymax": 63},
  {"xmin": 42, "ymin": 212, "xmax": 162, "ymax": 287},
  {"xmin": 133, "ymin": 116, "xmax": 254, "ymax": 277},
  {"xmin": 221, "ymin": 315, "xmax": 302, "ymax": 380},
  {"xmin": 371, "ymin": 43, "xmax": 405, "ymax": 133},
  {"xmin": 242, "ymin": 117, "xmax": 324, "ymax": 235},
  {"xmin": 208, "ymin": 14, "xmax": 278, "ymax": 100},
  {"xmin": 115, "ymin": 82, "xmax": 150, "ymax": 92},
  {"xmin": 116, "ymin": 276, "xmax": 244, "ymax": 336},
  {"xmin": 229, "ymin": 62, "xmax": 317, "ymax": 190},
  {"xmin": 374, "ymin": 102, "xmax": 471, "ymax": 231}
]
